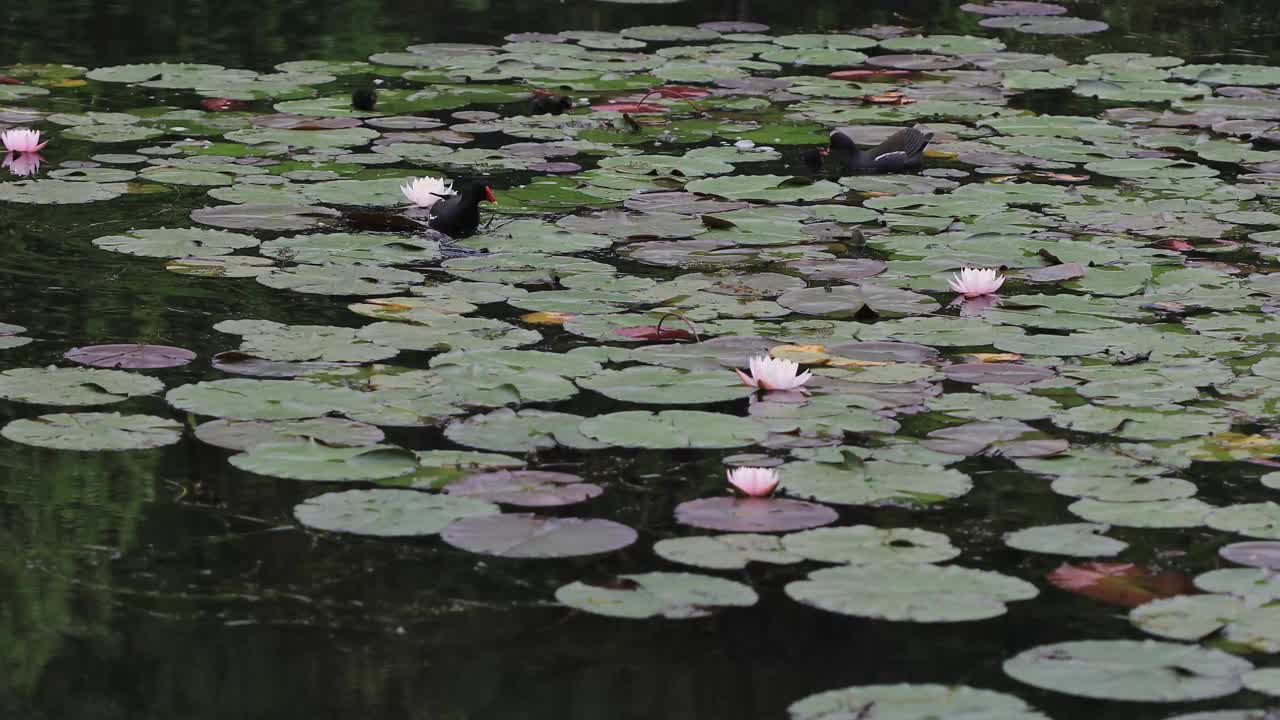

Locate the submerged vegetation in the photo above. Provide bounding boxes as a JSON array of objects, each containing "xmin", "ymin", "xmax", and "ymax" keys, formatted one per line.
[{"xmin": 9, "ymin": 0, "xmax": 1280, "ymax": 718}]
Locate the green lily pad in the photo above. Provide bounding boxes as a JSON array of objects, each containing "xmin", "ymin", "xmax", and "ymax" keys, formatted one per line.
[
  {"xmin": 441, "ymin": 514, "xmax": 637, "ymax": 558},
  {"xmin": 781, "ymin": 525, "xmax": 960, "ymax": 565},
  {"xmin": 578, "ymin": 366, "xmax": 753, "ymax": 404},
  {"xmin": 194, "ymin": 417, "xmax": 385, "ymax": 451},
  {"xmin": 92, "ymin": 227, "xmax": 259, "ymax": 258},
  {"xmin": 294, "ymin": 488, "xmax": 499, "ymax": 536},
  {"xmin": 230, "ymin": 442, "xmax": 419, "ymax": 482},
  {"xmin": 653, "ymin": 534, "xmax": 804, "ymax": 570},
  {"xmin": 785, "ymin": 563, "xmax": 1038, "ymax": 621},
  {"xmin": 1003, "ymin": 640, "xmax": 1252, "ymax": 701},
  {"xmin": 1, "ymin": 412, "xmax": 182, "ymax": 451},
  {"xmin": 556, "ymin": 572, "xmax": 757, "ymax": 619},
  {"xmin": 788, "ymin": 684, "xmax": 1050, "ymax": 720},
  {"xmin": 580, "ymin": 410, "xmax": 767, "ymax": 449},
  {"xmin": 0, "ymin": 367, "xmax": 163, "ymax": 406},
  {"xmin": 1003, "ymin": 523, "xmax": 1128, "ymax": 557}
]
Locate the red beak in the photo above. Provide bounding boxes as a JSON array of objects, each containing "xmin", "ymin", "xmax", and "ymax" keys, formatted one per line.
[{"xmin": 484, "ymin": 186, "xmax": 496, "ymax": 203}]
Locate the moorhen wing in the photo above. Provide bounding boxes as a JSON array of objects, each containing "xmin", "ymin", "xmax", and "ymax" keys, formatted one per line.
[
  {"xmin": 427, "ymin": 182, "xmax": 496, "ymax": 238},
  {"xmin": 829, "ymin": 126, "xmax": 933, "ymax": 173},
  {"xmin": 351, "ymin": 87, "xmax": 377, "ymax": 112}
]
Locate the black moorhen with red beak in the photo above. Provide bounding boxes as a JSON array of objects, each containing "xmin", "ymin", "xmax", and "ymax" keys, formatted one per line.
[
  {"xmin": 828, "ymin": 126, "xmax": 933, "ymax": 173},
  {"xmin": 428, "ymin": 182, "xmax": 496, "ymax": 238}
]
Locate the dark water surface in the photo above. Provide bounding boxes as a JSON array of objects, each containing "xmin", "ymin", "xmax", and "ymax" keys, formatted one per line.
[{"xmin": 4, "ymin": 1, "xmax": 1280, "ymax": 719}]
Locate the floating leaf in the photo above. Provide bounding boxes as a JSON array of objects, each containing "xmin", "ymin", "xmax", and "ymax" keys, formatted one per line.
[
  {"xmin": 443, "ymin": 470, "xmax": 602, "ymax": 507},
  {"xmin": 1003, "ymin": 640, "xmax": 1251, "ymax": 702},
  {"xmin": 673, "ymin": 497, "xmax": 838, "ymax": 532},
  {"xmin": 786, "ymin": 563, "xmax": 1038, "ymax": 622},
  {"xmin": 64, "ymin": 344, "xmax": 196, "ymax": 369},
  {"xmin": 441, "ymin": 514, "xmax": 637, "ymax": 558},
  {"xmin": 294, "ymin": 489, "xmax": 499, "ymax": 536},
  {"xmin": 1, "ymin": 413, "xmax": 182, "ymax": 451},
  {"xmin": 556, "ymin": 572, "xmax": 757, "ymax": 619}
]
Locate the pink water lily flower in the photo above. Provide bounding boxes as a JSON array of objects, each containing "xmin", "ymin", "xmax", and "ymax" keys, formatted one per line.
[
  {"xmin": 948, "ymin": 267, "xmax": 1006, "ymax": 298},
  {"xmin": 401, "ymin": 175, "xmax": 456, "ymax": 209},
  {"xmin": 2, "ymin": 151, "xmax": 42, "ymax": 177},
  {"xmin": 1, "ymin": 128, "xmax": 48, "ymax": 153},
  {"xmin": 736, "ymin": 355, "xmax": 811, "ymax": 391},
  {"xmin": 727, "ymin": 467, "xmax": 779, "ymax": 497}
]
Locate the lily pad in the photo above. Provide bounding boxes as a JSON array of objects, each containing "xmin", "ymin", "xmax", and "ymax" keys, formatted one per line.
[
  {"xmin": 1003, "ymin": 640, "xmax": 1251, "ymax": 701},
  {"xmin": 294, "ymin": 489, "xmax": 499, "ymax": 536},
  {"xmin": 556, "ymin": 572, "xmax": 757, "ymax": 619},
  {"xmin": 1, "ymin": 412, "xmax": 182, "ymax": 451},
  {"xmin": 673, "ymin": 497, "xmax": 838, "ymax": 532},
  {"xmin": 440, "ymin": 514, "xmax": 637, "ymax": 558},
  {"xmin": 194, "ymin": 417, "xmax": 385, "ymax": 451},
  {"xmin": 444, "ymin": 470, "xmax": 602, "ymax": 507},
  {"xmin": 786, "ymin": 563, "xmax": 1038, "ymax": 622},
  {"xmin": 231, "ymin": 442, "xmax": 420, "ymax": 482},
  {"xmin": 788, "ymin": 684, "xmax": 1051, "ymax": 720},
  {"xmin": 652, "ymin": 534, "xmax": 804, "ymax": 570},
  {"xmin": 64, "ymin": 344, "xmax": 196, "ymax": 369},
  {"xmin": 0, "ymin": 367, "xmax": 163, "ymax": 406}
]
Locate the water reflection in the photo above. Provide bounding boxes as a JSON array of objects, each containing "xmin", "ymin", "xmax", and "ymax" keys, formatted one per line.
[
  {"xmin": 2, "ymin": 152, "xmax": 43, "ymax": 177},
  {"xmin": 0, "ymin": 446, "xmax": 155, "ymax": 699}
]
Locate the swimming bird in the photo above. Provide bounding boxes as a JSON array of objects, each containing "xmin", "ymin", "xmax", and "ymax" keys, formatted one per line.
[
  {"xmin": 351, "ymin": 87, "xmax": 377, "ymax": 112},
  {"xmin": 828, "ymin": 126, "xmax": 933, "ymax": 173},
  {"xmin": 530, "ymin": 93, "xmax": 573, "ymax": 115},
  {"xmin": 427, "ymin": 182, "xmax": 496, "ymax": 238}
]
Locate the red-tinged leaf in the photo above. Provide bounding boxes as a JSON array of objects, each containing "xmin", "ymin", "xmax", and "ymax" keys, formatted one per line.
[
  {"xmin": 649, "ymin": 85, "xmax": 710, "ymax": 100},
  {"xmin": 200, "ymin": 97, "xmax": 250, "ymax": 112},
  {"xmin": 1157, "ymin": 238, "xmax": 1196, "ymax": 252},
  {"xmin": 614, "ymin": 325, "xmax": 694, "ymax": 341},
  {"xmin": 1048, "ymin": 562, "xmax": 1195, "ymax": 608},
  {"xmin": 591, "ymin": 102, "xmax": 669, "ymax": 114},
  {"xmin": 0, "ymin": 76, "xmax": 23, "ymax": 86},
  {"xmin": 827, "ymin": 69, "xmax": 915, "ymax": 80}
]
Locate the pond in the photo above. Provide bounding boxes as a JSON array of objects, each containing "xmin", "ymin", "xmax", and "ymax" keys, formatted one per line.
[{"xmin": 5, "ymin": 0, "xmax": 1280, "ymax": 718}]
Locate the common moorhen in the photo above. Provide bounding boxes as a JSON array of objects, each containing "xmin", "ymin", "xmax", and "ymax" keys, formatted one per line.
[
  {"xmin": 427, "ymin": 182, "xmax": 496, "ymax": 238},
  {"xmin": 530, "ymin": 93, "xmax": 573, "ymax": 116},
  {"xmin": 801, "ymin": 146, "xmax": 829, "ymax": 173},
  {"xmin": 828, "ymin": 127, "xmax": 933, "ymax": 173},
  {"xmin": 351, "ymin": 88, "xmax": 377, "ymax": 112}
]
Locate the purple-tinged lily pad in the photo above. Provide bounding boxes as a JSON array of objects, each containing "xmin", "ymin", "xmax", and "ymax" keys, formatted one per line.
[
  {"xmin": 1221, "ymin": 541, "xmax": 1280, "ymax": 570},
  {"xmin": 441, "ymin": 514, "xmax": 637, "ymax": 558},
  {"xmin": 674, "ymin": 496, "xmax": 838, "ymax": 533},
  {"xmin": 444, "ymin": 470, "xmax": 603, "ymax": 507},
  {"xmin": 961, "ymin": 1, "xmax": 1067, "ymax": 16},
  {"xmin": 65, "ymin": 343, "xmax": 195, "ymax": 369},
  {"xmin": 943, "ymin": 363, "xmax": 1054, "ymax": 385}
]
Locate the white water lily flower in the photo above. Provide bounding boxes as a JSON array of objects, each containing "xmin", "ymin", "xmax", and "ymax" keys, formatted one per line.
[
  {"xmin": 401, "ymin": 176, "xmax": 456, "ymax": 209},
  {"xmin": 727, "ymin": 466, "xmax": 779, "ymax": 497},
  {"xmin": 947, "ymin": 267, "xmax": 1006, "ymax": 298},
  {"xmin": 735, "ymin": 354, "xmax": 811, "ymax": 391}
]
